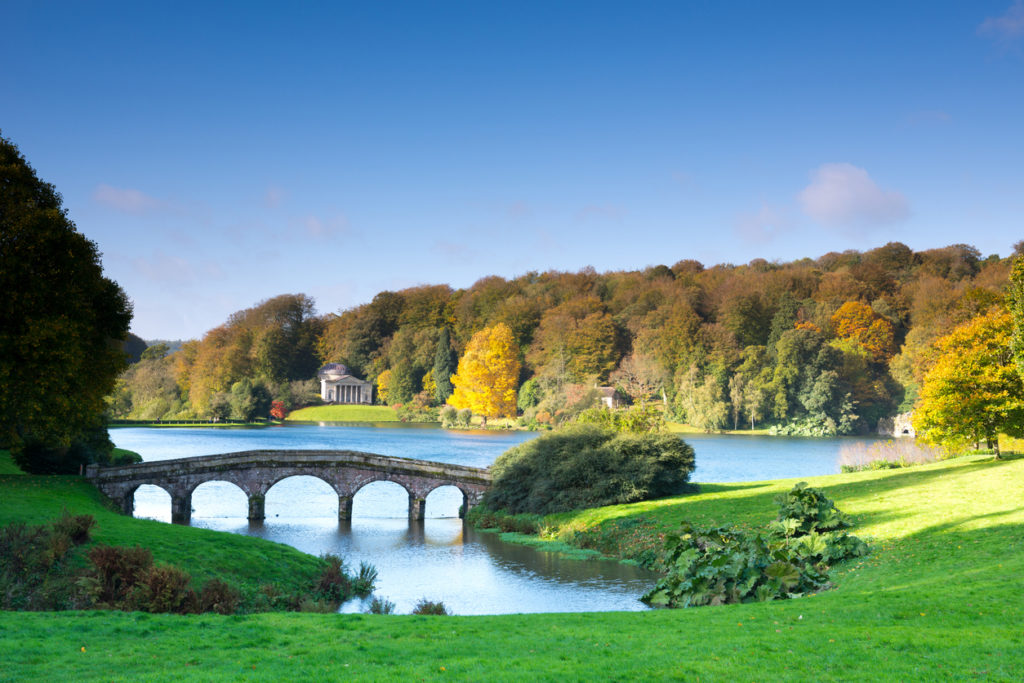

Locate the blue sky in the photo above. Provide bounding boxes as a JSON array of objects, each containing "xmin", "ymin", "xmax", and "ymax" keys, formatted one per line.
[{"xmin": 3, "ymin": 1, "xmax": 1022, "ymax": 339}]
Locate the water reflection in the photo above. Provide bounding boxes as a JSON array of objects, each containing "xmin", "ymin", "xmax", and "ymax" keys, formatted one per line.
[
  {"xmin": 131, "ymin": 478, "xmax": 656, "ymax": 615},
  {"xmin": 191, "ymin": 516, "xmax": 655, "ymax": 615}
]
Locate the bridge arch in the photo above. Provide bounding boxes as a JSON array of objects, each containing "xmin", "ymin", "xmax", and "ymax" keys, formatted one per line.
[
  {"xmin": 130, "ymin": 483, "xmax": 172, "ymax": 522},
  {"xmin": 350, "ymin": 479, "xmax": 413, "ymax": 519},
  {"xmin": 424, "ymin": 483, "xmax": 472, "ymax": 519},
  {"xmin": 265, "ymin": 474, "xmax": 340, "ymax": 519},
  {"xmin": 191, "ymin": 480, "xmax": 248, "ymax": 520}
]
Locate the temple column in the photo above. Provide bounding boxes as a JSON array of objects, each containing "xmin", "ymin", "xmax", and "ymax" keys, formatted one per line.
[
  {"xmin": 338, "ymin": 495, "xmax": 353, "ymax": 521},
  {"xmin": 171, "ymin": 490, "xmax": 192, "ymax": 525},
  {"xmin": 409, "ymin": 495, "xmax": 426, "ymax": 521},
  {"xmin": 248, "ymin": 493, "xmax": 266, "ymax": 521}
]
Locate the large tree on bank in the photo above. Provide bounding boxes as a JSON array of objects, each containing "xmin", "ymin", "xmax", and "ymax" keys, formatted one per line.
[{"xmin": 0, "ymin": 134, "xmax": 132, "ymax": 472}]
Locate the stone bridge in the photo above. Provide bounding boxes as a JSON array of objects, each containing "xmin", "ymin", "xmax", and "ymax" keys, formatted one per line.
[{"xmin": 85, "ymin": 450, "xmax": 491, "ymax": 524}]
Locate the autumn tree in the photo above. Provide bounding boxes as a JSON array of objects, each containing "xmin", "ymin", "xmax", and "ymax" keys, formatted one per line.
[
  {"xmin": 0, "ymin": 134, "xmax": 132, "ymax": 472},
  {"xmin": 830, "ymin": 301, "xmax": 895, "ymax": 362},
  {"xmin": 914, "ymin": 308, "xmax": 1024, "ymax": 457},
  {"xmin": 1007, "ymin": 255, "xmax": 1024, "ymax": 376},
  {"xmin": 448, "ymin": 323, "xmax": 521, "ymax": 424}
]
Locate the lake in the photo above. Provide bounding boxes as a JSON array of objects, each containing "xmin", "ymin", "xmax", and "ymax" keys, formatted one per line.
[{"xmin": 110, "ymin": 423, "xmax": 876, "ymax": 614}]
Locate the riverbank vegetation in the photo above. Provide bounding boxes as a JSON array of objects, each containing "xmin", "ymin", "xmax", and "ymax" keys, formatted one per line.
[
  {"xmin": 106, "ymin": 241, "xmax": 1024, "ymax": 447},
  {"xmin": 1, "ymin": 453, "xmax": 1021, "ymax": 680}
]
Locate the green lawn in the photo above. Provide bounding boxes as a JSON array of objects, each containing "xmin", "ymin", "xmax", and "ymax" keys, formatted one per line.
[
  {"xmin": 2, "ymin": 454, "xmax": 1022, "ymax": 680},
  {"xmin": 285, "ymin": 404, "xmax": 403, "ymax": 422}
]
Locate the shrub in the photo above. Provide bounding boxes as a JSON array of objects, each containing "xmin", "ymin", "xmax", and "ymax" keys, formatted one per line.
[
  {"xmin": 314, "ymin": 554, "xmax": 352, "ymax": 603},
  {"xmin": 440, "ymin": 405, "xmax": 458, "ymax": 427},
  {"xmin": 366, "ymin": 596, "xmax": 396, "ymax": 614},
  {"xmin": 198, "ymin": 578, "xmax": 241, "ymax": 615},
  {"xmin": 85, "ymin": 545, "xmax": 154, "ymax": 607},
  {"xmin": 51, "ymin": 510, "xmax": 96, "ymax": 545},
  {"xmin": 456, "ymin": 408, "xmax": 473, "ymax": 427},
  {"xmin": 411, "ymin": 598, "xmax": 449, "ymax": 615},
  {"xmin": 129, "ymin": 565, "xmax": 196, "ymax": 613},
  {"xmin": 485, "ymin": 425, "xmax": 696, "ymax": 514}
]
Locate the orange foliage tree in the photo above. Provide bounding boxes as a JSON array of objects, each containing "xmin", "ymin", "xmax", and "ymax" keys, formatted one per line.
[
  {"xmin": 830, "ymin": 301, "xmax": 894, "ymax": 362},
  {"xmin": 448, "ymin": 323, "xmax": 521, "ymax": 424}
]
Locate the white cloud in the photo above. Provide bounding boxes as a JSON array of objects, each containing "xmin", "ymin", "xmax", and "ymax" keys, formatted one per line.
[
  {"xmin": 93, "ymin": 184, "xmax": 165, "ymax": 214},
  {"xmin": 264, "ymin": 186, "xmax": 286, "ymax": 209},
  {"xmin": 132, "ymin": 251, "xmax": 222, "ymax": 285},
  {"xmin": 735, "ymin": 203, "xmax": 793, "ymax": 243},
  {"xmin": 302, "ymin": 214, "xmax": 350, "ymax": 239},
  {"xmin": 798, "ymin": 163, "xmax": 909, "ymax": 229},
  {"xmin": 979, "ymin": 1, "xmax": 1024, "ymax": 41}
]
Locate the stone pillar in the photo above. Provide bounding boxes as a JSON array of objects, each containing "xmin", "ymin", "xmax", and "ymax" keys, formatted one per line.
[
  {"xmin": 122, "ymin": 490, "xmax": 136, "ymax": 517},
  {"xmin": 409, "ymin": 495, "xmax": 426, "ymax": 521},
  {"xmin": 459, "ymin": 491, "xmax": 470, "ymax": 519},
  {"xmin": 338, "ymin": 495, "xmax": 353, "ymax": 521},
  {"xmin": 248, "ymin": 493, "xmax": 266, "ymax": 522},
  {"xmin": 171, "ymin": 490, "xmax": 192, "ymax": 525}
]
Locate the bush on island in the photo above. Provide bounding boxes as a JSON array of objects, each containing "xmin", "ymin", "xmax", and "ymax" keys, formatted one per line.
[{"xmin": 485, "ymin": 424, "xmax": 696, "ymax": 515}]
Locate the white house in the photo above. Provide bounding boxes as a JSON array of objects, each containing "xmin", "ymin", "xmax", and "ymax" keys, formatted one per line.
[{"xmin": 318, "ymin": 363, "xmax": 372, "ymax": 404}]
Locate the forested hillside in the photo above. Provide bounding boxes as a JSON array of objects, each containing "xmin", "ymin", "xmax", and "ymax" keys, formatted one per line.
[{"xmin": 109, "ymin": 242, "xmax": 1018, "ymax": 436}]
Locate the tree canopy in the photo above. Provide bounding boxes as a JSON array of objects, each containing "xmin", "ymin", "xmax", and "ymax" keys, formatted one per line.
[{"xmin": 0, "ymin": 134, "xmax": 132, "ymax": 471}]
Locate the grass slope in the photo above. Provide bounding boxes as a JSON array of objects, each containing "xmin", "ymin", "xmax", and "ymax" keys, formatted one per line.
[
  {"xmin": 0, "ymin": 461, "xmax": 324, "ymax": 600},
  {"xmin": 285, "ymin": 405, "xmax": 401, "ymax": 422},
  {"xmin": 2, "ymin": 455, "xmax": 1022, "ymax": 680}
]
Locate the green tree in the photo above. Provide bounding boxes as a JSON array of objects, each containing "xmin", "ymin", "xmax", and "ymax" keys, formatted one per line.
[
  {"xmin": 914, "ymin": 309, "xmax": 1024, "ymax": 458},
  {"xmin": 432, "ymin": 327, "xmax": 458, "ymax": 404},
  {"xmin": 229, "ymin": 379, "xmax": 272, "ymax": 422},
  {"xmin": 1007, "ymin": 255, "xmax": 1024, "ymax": 376},
  {"xmin": 0, "ymin": 134, "xmax": 132, "ymax": 472}
]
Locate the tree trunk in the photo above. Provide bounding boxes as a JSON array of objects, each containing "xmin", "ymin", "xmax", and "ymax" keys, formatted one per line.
[{"xmin": 991, "ymin": 431, "xmax": 1002, "ymax": 460}]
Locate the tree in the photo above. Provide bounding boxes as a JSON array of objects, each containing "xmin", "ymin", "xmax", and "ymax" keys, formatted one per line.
[
  {"xmin": 448, "ymin": 323, "xmax": 521, "ymax": 424},
  {"xmin": 229, "ymin": 379, "xmax": 271, "ymax": 422},
  {"xmin": 432, "ymin": 327, "xmax": 458, "ymax": 404},
  {"xmin": 1007, "ymin": 255, "xmax": 1024, "ymax": 376},
  {"xmin": 0, "ymin": 134, "xmax": 132, "ymax": 472},
  {"xmin": 915, "ymin": 308, "xmax": 1024, "ymax": 458},
  {"xmin": 830, "ymin": 301, "xmax": 895, "ymax": 362}
]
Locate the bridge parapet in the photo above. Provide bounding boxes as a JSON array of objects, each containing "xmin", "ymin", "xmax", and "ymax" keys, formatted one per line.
[{"xmin": 86, "ymin": 450, "xmax": 491, "ymax": 524}]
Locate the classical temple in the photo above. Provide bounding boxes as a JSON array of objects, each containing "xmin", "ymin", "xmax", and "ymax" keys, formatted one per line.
[{"xmin": 317, "ymin": 363, "xmax": 372, "ymax": 404}]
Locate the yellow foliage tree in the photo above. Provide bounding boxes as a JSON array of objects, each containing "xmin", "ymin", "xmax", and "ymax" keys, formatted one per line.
[
  {"xmin": 448, "ymin": 323, "xmax": 521, "ymax": 424},
  {"xmin": 914, "ymin": 308, "xmax": 1024, "ymax": 458},
  {"xmin": 376, "ymin": 369, "xmax": 393, "ymax": 405},
  {"xmin": 830, "ymin": 301, "xmax": 894, "ymax": 362}
]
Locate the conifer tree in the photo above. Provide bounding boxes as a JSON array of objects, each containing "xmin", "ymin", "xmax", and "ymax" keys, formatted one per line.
[{"xmin": 432, "ymin": 327, "xmax": 458, "ymax": 404}]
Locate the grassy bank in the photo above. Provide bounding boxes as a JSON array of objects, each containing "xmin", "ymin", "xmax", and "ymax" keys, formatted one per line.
[
  {"xmin": 0, "ymin": 451, "xmax": 326, "ymax": 605},
  {"xmin": 2, "ymin": 454, "xmax": 1022, "ymax": 680},
  {"xmin": 285, "ymin": 405, "xmax": 402, "ymax": 422}
]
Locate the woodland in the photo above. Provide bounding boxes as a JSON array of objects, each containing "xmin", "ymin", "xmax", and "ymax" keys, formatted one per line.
[{"xmin": 109, "ymin": 241, "xmax": 1022, "ymax": 439}]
